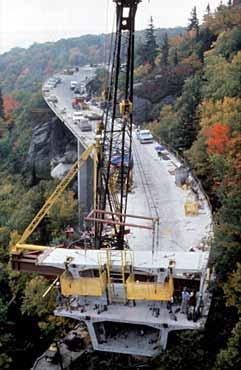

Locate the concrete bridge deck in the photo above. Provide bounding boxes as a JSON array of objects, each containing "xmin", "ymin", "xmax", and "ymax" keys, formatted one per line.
[{"xmin": 42, "ymin": 66, "xmax": 212, "ymax": 255}]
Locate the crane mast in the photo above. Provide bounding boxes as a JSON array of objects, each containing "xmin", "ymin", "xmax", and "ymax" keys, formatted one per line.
[{"xmin": 94, "ymin": 0, "xmax": 141, "ymax": 248}]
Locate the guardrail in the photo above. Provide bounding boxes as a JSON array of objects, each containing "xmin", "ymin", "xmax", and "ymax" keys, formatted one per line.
[
  {"xmin": 151, "ymin": 132, "xmax": 214, "ymax": 256},
  {"xmin": 151, "ymin": 133, "xmax": 213, "ymax": 213}
]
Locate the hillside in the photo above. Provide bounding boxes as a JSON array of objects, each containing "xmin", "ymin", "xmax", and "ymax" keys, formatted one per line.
[{"xmin": 0, "ymin": 27, "xmax": 184, "ymax": 94}]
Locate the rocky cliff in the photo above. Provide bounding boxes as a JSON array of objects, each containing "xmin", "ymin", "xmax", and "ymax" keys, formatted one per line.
[{"xmin": 26, "ymin": 117, "xmax": 77, "ymax": 180}]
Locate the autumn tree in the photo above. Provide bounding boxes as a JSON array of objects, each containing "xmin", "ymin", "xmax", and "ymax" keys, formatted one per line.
[
  {"xmin": 21, "ymin": 276, "xmax": 73, "ymax": 338},
  {"xmin": 199, "ymin": 97, "xmax": 241, "ymax": 132},
  {"xmin": 203, "ymin": 52, "xmax": 241, "ymax": 100},
  {"xmin": 150, "ymin": 105, "xmax": 179, "ymax": 145},
  {"xmin": 204, "ymin": 122, "xmax": 230, "ymax": 155},
  {"xmin": 225, "ymin": 132, "xmax": 241, "ymax": 186},
  {"xmin": 3, "ymin": 96, "xmax": 19, "ymax": 115},
  {"xmin": 48, "ymin": 190, "xmax": 78, "ymax": 237},
  {"xmin": 204, "ymin": 3, "xmax": 241, "ymax": 35}
]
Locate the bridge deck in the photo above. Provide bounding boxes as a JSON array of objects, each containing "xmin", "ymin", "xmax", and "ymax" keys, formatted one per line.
[{"xmin": 42, "ymin": 67, "xmax": 212, "ymax": 262}]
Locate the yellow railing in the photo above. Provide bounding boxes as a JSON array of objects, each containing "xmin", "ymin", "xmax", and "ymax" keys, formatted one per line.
[
  {"xmin": 60, "ymin": 271, "xmax": 107, "ymax": 297},
  {"xmin": 126, "ymin": 275, "xmax": 174, "ymax": 301}
]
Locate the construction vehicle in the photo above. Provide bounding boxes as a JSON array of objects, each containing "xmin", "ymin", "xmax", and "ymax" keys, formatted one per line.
[{"xmin": 72, "ymin": 96, "xmax": 89, "ymax": 110}]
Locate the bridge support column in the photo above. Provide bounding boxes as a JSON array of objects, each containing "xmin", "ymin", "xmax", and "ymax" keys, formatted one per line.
[
  {"xmin": 77, "ymin": 140, "xmax": 93, "ymax": 228},
  {"xmin": 160, "ymin": 328, "xmax": 169, "ymax": 350},
  {"xmin": 85, "ymin": 320, "xmax": 99, "ymax": 349}
]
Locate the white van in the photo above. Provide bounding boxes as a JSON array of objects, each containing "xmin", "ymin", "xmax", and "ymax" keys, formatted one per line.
[
  {"xmin": 70, "ymin": 81, "xmax": 78, "ymax": 90},
  {"xmin": 139, "ymin": 129, "xmax": 153, "ymax": 144}
]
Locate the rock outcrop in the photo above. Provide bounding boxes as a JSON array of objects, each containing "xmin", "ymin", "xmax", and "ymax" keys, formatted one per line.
[{"xmin": 26, "ymin": 117, "xmax": 76, "ymax": 180}]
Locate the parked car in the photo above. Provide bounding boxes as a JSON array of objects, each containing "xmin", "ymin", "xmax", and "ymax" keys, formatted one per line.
[
  {"xmin": 60, "ymin": 107, "xmax": 67, "ymax": 114},
  {"xmin": 84, "ymin": 112, "xmax": 102, "ymax": 120},
  {"xmin": 72, "ymin": 112, "xmax": 83, "ymax": 124},
  {"xmin": 80, "ymin": 118, "xmax": 92, "ymax": 132},
  {"xmin": 70, "ymin": 81, "xmax": 78, "ymax": 90},
  {"xmin": 139, "ymin": 130, "xmax": 153, "ymax": 144},
  {"xmin": 74, "ymin": 87, "xmax": 81, "ymax": 94},
  {"xmin": 47, "ymin": 94, "xmax": 58, "ymax": 103}
]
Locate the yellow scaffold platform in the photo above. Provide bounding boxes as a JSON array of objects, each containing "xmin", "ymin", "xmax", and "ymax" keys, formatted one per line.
[
  {"xmin": 126, "ymin": 275, "xmax": 174, "ymax": 301},
  {"xmin": 60, "ymin": 271, "xmax": 107, "ymax": 297}
]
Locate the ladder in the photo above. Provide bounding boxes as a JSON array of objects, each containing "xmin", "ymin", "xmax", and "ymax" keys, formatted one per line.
[{"xmin": 105, "ymin": 249, "xmax": 133, "ymax": 304}]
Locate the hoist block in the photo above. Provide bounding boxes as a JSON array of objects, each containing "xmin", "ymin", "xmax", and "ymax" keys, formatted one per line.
[{"xmin": 119, "ymin": 99, "xmax": 133, "ymax": 115}]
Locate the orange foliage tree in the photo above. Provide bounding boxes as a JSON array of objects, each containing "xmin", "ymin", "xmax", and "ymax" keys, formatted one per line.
[
  {"xmin": 225, "ymin": 132, "xmax": 241, "ymax": 186},
  {"xmin": 3, "ymin": 96, "xmax": 19, "ymax": 115},
  {"xmin": 204, "ymin": 122, "xmax": 230, "ymax": 155}
]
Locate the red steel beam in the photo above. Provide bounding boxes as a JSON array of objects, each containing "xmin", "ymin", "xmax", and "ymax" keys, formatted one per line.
[
  {"xmin": 11, "ymin": 253, "xmax": 63, "ymax": 276},
  {"xmin": 85, "ymin": 216, "xmax": 153, "ymax": 230},
  {"xmin": 87, "ymin": 208, "xmax": 157, "ymax": 221}
]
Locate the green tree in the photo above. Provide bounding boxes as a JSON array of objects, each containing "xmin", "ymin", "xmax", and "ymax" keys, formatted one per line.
[
  {"xmin": 150, "ymin": 105, "xmax": 179, "ymax": 145},
  {"xmin": 187, "ymin": 6, "xmax": 199, "ymax": 36},
  {"xmin": 173, "ymin": 72, "xmax": 202, "ymax": 151},
  {"xmin": 206, "ymin": 3, "xmax": 211, "ymax": 15},
  {"xmin": 203, "ymin": 52, "xmax": 241, "ymax": 100},
  {"xmin": 21, "ymin": 276, "xmax": 55, "ymax": 317},
  {"xmin": 212, "ymin": 27, "xmax": 241, "ymax": 60},
  {"xmin": 224, "ymin": 263, "xmax": 241, "ymax": 314},
  {"xmin": 213, "ymin": 187, "xmax": 241, "ymax": 280},
  {"xmin": 214, "ymin": 318, "xmax": 241, "ymax": 369},
  {"xmin": 0, "ymin": 87, "xmax": 4, "ymax": 119},
  {"xmin": 155, "ymin": 331, "xmax": 208, "ymax": 370},
  {"xmin": 160, "ymin": 33, "xmax": 169, "ymax": 67},
  {"xmin": 138, "ymin": 17, "xmax": 158, "ymax": 66},
  {"xmin": 173, "ymin": 48, "xmax": 178, "ymax": 65}
]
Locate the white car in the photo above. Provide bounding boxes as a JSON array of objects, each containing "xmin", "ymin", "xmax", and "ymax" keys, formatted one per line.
[
  {"xmin": 47, "ymin": 94, "xmax": 58, "ymax": 103},
  {"xmin": 60, "ymin": 107, "xmax": 67, "ymax": 114},
  {"xmin": 70, "ymin": 81, "xmax": 78, "ymax": 90},
  {"xmin": 72, "ymin": 112, "xmax": 83, "ymax": 124},
  {"xmin": 139, "ymin": 130, "xmax": 153, "ymax": 144}
]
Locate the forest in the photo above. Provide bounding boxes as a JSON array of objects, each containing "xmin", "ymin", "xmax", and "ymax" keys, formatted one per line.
[{"xmin": 0, "ymin": 1, "xmax": 241, "ymax": 369}]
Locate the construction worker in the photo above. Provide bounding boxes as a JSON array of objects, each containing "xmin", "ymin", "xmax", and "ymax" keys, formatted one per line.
[
  {"xmin": 167, "ymin": 296, "xmax": 174, "ymax": 313},
  {"xmin": 181, "ymin": 287, "xmax": 190, "ymax": 314},
  {"xmin": 55, "ymin": 282, "xmax": 63, "ymax": 306}
]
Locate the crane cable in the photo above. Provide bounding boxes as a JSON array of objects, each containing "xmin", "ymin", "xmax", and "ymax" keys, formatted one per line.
[{"xmin": 103, "ymin": 0, "xmax": 116, "ymax": 97}]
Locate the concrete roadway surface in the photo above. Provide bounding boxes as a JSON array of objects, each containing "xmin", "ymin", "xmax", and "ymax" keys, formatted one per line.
[{"xmin": 43, "ymin": 67, "xmax": 212, "ymax": 254}]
